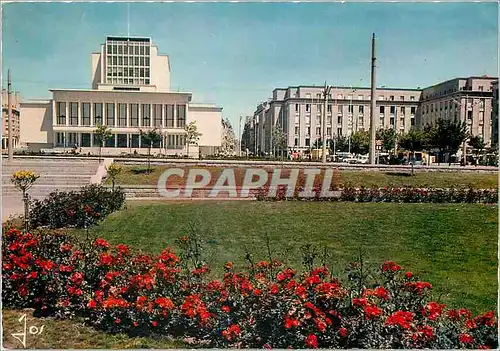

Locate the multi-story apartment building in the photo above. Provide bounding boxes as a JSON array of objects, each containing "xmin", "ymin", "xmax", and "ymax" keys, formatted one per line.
[
  {"xmin": 490, "ymin": 81, "xmax": 498, "ymax": 147},
  {"xmin": 251, "ymin": 85, "xmax": 420, "ymax": 154},
  {"xmin": 19, "ymin": 36, "xmax": 223, "ymax": 157},
  {"xmin": 419, "ymin": 76, "xmax": 497, "ymax": 146},
  {"xmin": 1, "ymin": 89, "xmax": 21, "ymax": 150},
  {"xmin": 249, "ymin": 76, "xmax": 498, "ymax": 155}
]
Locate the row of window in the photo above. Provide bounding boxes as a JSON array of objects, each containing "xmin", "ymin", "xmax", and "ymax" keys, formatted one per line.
[
  {"xmin": 422, "ymin": 99, "xmax": 485, "ymax": 114},
  {"xmin": 107, "ymin": 55, "xmax": 150, "ymax": 67},
  {"xmin": 106, "ymin": 78, "xmax": 150, "ymax": 85},
  {"xmin": 294, "ymin": 104, "xmax": 417, "ymax": 115},
  {"xmin": 301, "ymin": 93, "xmax": 417, "ymax": 101},
  {"xmin": 56, "ymin": 102, "xmax": 186, "ymax": 128},
  {"xmin": 106, "ymin": 43, "xmax": 150, "ymax": 56},
  {"xmin": 55, "ymin": 132, "xmax": 186, "ymax": 149}
]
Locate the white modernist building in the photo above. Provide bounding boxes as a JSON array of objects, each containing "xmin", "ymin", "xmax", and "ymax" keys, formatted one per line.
[{"xmin": 20, "ymin": 36, "xmax": 222, "ymax": 157}]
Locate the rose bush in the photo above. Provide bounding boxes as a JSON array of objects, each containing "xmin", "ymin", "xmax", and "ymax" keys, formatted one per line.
[
  {"xmin": 2, "ymin": 227, "xmax": 497, "ymax": 349},
  {"xmin": 29, "ymin": 184, "xmax": 126, "ymax": 229},
  {"xmin": 256, "ymin": 186, "xmax": 498, "ymax": 204}
]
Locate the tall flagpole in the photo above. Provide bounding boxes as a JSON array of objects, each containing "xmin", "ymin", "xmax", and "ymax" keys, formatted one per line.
[{"xmin": 369, "ymin": 33, "xmax": 377, "ymax": 165}]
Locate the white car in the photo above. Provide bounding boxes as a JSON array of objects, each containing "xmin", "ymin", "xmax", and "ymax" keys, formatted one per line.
[{"xmin": 356, "ymin": 155, "xmax": 369, "ymax": 164}]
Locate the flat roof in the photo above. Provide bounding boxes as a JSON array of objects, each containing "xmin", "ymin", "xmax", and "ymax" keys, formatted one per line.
[
  {"xmin": 49, "ymin": 88, "xmax": 192, "ymax": 95},
  {"xmin": 106, "ymin": 36, "xmax": 151, "ymax": 43},
  {"xmin": 274, "ymin": 85, "xmax": 422, "ymax": 92}
]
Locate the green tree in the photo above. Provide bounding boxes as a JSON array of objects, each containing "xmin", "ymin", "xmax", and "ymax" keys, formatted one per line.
[
  {"xmin": 93, "ymin": 124, "xmax": 112, "ymax": 162},
  {"xmin": 398, "ymin": 129, "xmax": 425, "ymax": 157},
  {"xmin": 376, "ymin": 128, "xmax": 397, "ymax": 154},
  {"xmin": 329, "ymin": 135, "xmax": 349, "ymax": 154},
  {"xmin": 271, "ymin": 126, "xmax": 288, "ymax": 159},
  {"xmin": 139, "ymin": 128, "xmax": 163, "ymax": 173},
  {"xmin": 469, "ymin": 135, "xmax": 486, "ymax": 157},
  {"xmin": 185, "ymin": 121, "xmax": 202, "ymax": 158},
  {"xmin": 349, "ymin": 131, "xmax": 370, "ymax": 155},
  {"xmin": 427, "ymin": 118, "xmax": 468, "ymax": 165}
]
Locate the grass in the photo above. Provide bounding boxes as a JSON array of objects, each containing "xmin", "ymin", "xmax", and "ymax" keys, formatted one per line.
[
  {"xmin": 2, "ymin": 309, "xmax": 186, "ymax": 349},
  {"xmin": 108, "ymin": 165, "xmax": 498, "ymax": 189},
  {"xmin": 79, "ymin": 201, "xmax": 499, "ymax": 314}
]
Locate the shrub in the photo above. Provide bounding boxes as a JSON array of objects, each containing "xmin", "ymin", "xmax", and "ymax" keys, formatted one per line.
[
  {"xmin": 1, "ymin": 228, "xmax": 497, "ymax": 349},
  {"xmin": 29, "ymin": 184, "xmax": 125, "ymax": 229}
]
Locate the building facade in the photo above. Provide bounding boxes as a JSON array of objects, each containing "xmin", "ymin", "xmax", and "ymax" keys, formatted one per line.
[
  {"xmin": 419, "ymin": 76, "xmax": 497, "ymax": 146},
  {"xmin": 2, "ymin": 89, "xmax": 21, "ymax": 149},
  {"xmin": 19, "ymin": 36, "xmax": 223, "ymax": 157},
  {"xmin": 249, "ymin": 76, "xmax": 498, "ymax": 155},
  {"xmin": 250, "ymin": 86, "xmax": 420, "ymax": 154},
  {"xmin": 490, "ymin": 81, "xmax": 498, "ymax": 147}
]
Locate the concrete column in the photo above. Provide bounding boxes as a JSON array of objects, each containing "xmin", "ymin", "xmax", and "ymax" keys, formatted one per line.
[
  {"xmin": 138, "ymin": 103, "xmax": 142, "ymax": 128},
  {"xmin": 90, "ymin": 100, "xmax": 94, "ymax": 127},
  {"xmin": 174, "ymin": 103, "xmax": 177, "ymax": 128},
  {"xmin": 77, "ymin": 102, "xmax": 82, "ymax": 126},
  {"xmin": 114, "ymin": 102, "xmax": 118, "ymax": 127}
]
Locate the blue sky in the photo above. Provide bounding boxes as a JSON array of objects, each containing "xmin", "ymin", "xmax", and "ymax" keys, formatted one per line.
[{"xmin": 2, "ymin": 2, "xmax": 498, "ymax": 130}]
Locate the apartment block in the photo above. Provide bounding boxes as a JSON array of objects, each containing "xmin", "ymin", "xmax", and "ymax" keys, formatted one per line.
[
  {"xmin": 419, "ymin": 76, "xmax": 497, "ymax": 146},
  {"xmin": 251, "ymin": 86, "xmax": 420, "ymax": 154}
]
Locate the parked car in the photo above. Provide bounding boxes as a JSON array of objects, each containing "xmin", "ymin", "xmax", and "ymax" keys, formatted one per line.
[{"xmin": 356, "ymin": 155, "xmax": 369, "ymax": 164}]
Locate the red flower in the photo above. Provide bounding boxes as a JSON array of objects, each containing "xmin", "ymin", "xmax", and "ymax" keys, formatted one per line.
[
  {"xmin": 385, "ymin": 311, "xmax": 414, "ymax": 329},
  {"xmin": 224, "ymin": 262, "xmax": 233, "ymax": 270},
  {"xmin": 352, "ymin": 297, "xmax": 368, "ymax": 307},
  {"xmin": 60, "ymin": 243, "xmax": 73, "ymax": 252},
  {"xmin": 305, "ymin": 334, "xmax": 318, "ymax": 349},
  {"xmin": 133, "ymin": 321, "xmax": 139, "ymax": 327},
  {"xmin": 99, "ymin": 253, "xmax": 114, "ymax": 266},
  {"xmin": 374, "ymin": 286, "xmax": 390, "ymax": 300},
  {"xmin": 18, "ymin": 285, "xmax": 28, "ymax": 297},
  {"xmin": 404, "ymin": 281, "xmax": 432, "ymax": 294},
  {"xmin": 28, "ymin": 271, "xmax": 38, "ymax": 279},
  {"xmin": 155, "ymin": 297, "xmax": 175, "ymax": 310},
  {"xmin": 87, "ymin": 299, "xmax": 97, "ymax": 308},
  {"xmin": 413, "ymin": 325, "xmax": 435, "ymax": 341},
  {"xmin": 114, "ymin": 318, "xmax": 121, "ymax": 324},
  {"xmin": 405, "ymin": 271, "xmax": 413, "ymax": 279},
  {"xmin": 315, "ymin": 318, "xmax": 327, "ymax": 333},
  {"xmin": 35, "ymin": 259, "xmax": 54, "ymax": 271},
  {"xmin": 459, "ymin": 333, "xmax": 474, "ymax": 344},
  {"xmin": 284, "ymin": 316, "xmax": 300, "ymax": 329},
  {"xmin": 422, "ymin": 302, "xmax": 445, "ymax": 321},
  {"xmin": 94, "ymin": 238, "xmax": 110, "ymax": 249},
  {"xmin": 70, "ymin": 272, "xmax": 84, "ymax": 285},
  {"xmin": 221, "ymin": 324, "xmax": 241, "ymax": 341},
  {"xmin": 364, "ymin": 305, "xmax": 383, "ymax": 320},
  {"xmin": 59, "ymin": 264, "xmax": 73, "ymax": 273},
  {"xmin": 474, "ymin": 311, "xmax": 497, "ymax": 327},
  {"xmin": 382, "ymin": 261, "xmax": 402, "ymax": 272},
  {"xmin": 270, "ymin": 284, "xmax": 280, "ymax": 294},
  {"xmin": 152, "ymin": 321, "xmax": 158, "ymax": 327},
  {"xmin": 338, "ymin": 327, "xmax": 348, "ymax": 337},
  {"xmin": 115, "ymin": 244, "xmax": 130, "ymax": 256},
  {"xmin": 221, "ymin": 305, "xmax": 231, "ymax": 313},
  {"xmin": 67, "ymin": 286, "xmax": 82, "ymax": 295},
  {"xmin": 263, "ymin": 343, "xmax": 272, "ymax": 349}
]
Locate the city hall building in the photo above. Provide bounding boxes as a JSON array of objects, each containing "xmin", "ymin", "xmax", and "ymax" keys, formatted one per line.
[{"xmin": 20, "ymin": 36, "xmax": 223, "ymax": 156}]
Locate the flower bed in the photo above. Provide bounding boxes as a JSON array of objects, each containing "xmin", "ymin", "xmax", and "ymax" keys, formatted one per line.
[
  {"xmin": 2, "ymin": 228, "xmax": 497, "ymax": 349},
  {"xmin": 256, "ymin": 186, "xmax": 498, "ymax": 203}
]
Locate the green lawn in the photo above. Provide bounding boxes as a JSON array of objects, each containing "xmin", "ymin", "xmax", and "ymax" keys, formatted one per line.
[
  {"xmin": 109, "ymin": 165, "xmax": 498, "ymax": 189},
  {"xmin": 83, "ymin": 201, "xmax": 498, "ymax": 314},
  {"xmin": 2, "ymin": 309, "xmax": 186, "ymax": 349}
]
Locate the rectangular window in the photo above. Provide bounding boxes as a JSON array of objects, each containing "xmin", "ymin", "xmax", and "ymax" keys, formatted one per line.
[
  {"xmin": 338, "ymin": 116, "xmax": 342, "ymax": 124},
  {"xmin": 142, "ymin": 104, "xmax": 151, "ymax": 126},
  {"xmin": 316, "ymin": 127, "xmax": 321, "ymax": 135},
  {"xmin": 295, "ymin": 126, "xmax": 299, "ymax": 135},
  {"xmin": 131, "ymin": 134, "xmax": 140, "ymax": 148},
  {"xmin": 359, "ymin": 105, "xmax": 364, "ymax": 114},
  {"xmin": 81, "ymin": 133, "xmax": 91, "ymax": 147},
  {"xmin": 467, "ymin": 110, "xmax": 473, "ymax": 120},
  {"xmin": 380, "ymin": 106, "xmax": 385, "ymax": 114},
  {"xmin": 327, "ymin": 104, "xmax": 332, "ymax": 113},
  {"xmin": 410, "ymin": 96, "xmax": 415, "ymax": 101},
  {"xmin": 305, "ymin": 116, "xmax": 310, "ymax": 125},
  {"xmin": 166, "ymin": 105, "xmax": 174, "ymax": 127},
  {"xmin": 56, "ymin": 102, "xmax": 66, "ymax": 125},
  {"xmin": 400, "ymin": 106, "xmax": 405, "ymax": 115},
  {"xmin": 348, "ymin": 105, "xmax": 353, "ymax": 113},
  {"xmin": 130, "ymin": 104, "xmax": 139, "ymax": 127},
  {"xmin": 390, "ymin": 95, "xmax": 394, "ymax": 101},
  {"xmin": 306, "ymin": 127, "xmax": 311, "ymax": 135},
  {"xmin": 117, "ymin": 134, "xmax": 127, "ymax": 148},
  {"xmin": 106, "ymin": 103, "xmax": 115, "ymax": 126},
  {"xmin": 327, "ymin": 127, "xmax": 331, "ymax": 136},
  {"xmin": 82, "ymin": 103, "xmax": 91, "ymax": 126},
  {"xmin": 411, "ymin": 118, "xmax": 415, "ymax": 126},
  {"xmin": 177, "ymin": 105, "xmax": 186, "ymax": 128},
  {"xmin": 56, "ymin": 132, "xmax": 65, "ymax": 147},
  {"xmin": 479, "ymin": 86, "xmax": 484, "ymax": 91},
  {"xmin": 294, "ymin": 138, "xmax": 298, "ymax": 146},
  {"xmin": 390, "ymin": 106, "xmax": 396, "ymax": 115},
  {"xmin": 94, "ymin": 103, "xmax": 103, "ymax": 126},
  {"xmin": 118, "ymin": 103, "xmax": 127, "ymax": 127},
  {"xmin": 380, "ymin": 117, "xmax": 384, "ymax": 126},
  {"xmin": 390, "ymin": 117, "xmax": 395, "ymax": 126},
  {"xmin": 67, "ymin": 133, "xmax": 78, "ymax": 147},
  {"xmin": 411, "ymin": 107, "xmax": 416, "ymax": 115},
  {"xmin": 337, "ymin": 128, "xmax": 342, "ymax": 136},
  {"xmin": 400, "ymin": 96, "xmax": 405, "ymax": 101},
  {"xmin": 338, "ymin": 105, "xmax": 343, "ymax": 114},
  {"xmin": 305, "ymin": 138, "xmax": 310, "ymax": 147},
  {"xmin": 153, "ymin": 104, "xmax": 162, "ymax": 127},
  {"xmin": 306, "ymin": 104, "xmax": 310, "ymax": 113},
  {"xmin": 105, "ymin": 135, "xmax": 115, "ymax": 148},
  {"xmin": 69, "ymin": 102, "xmax": 78, "ymax": 126}
]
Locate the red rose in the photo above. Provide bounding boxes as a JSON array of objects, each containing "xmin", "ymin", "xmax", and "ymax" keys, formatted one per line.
[
  {"xmin": 382, "ymin": 261, "xmax": 402, "ymax": 272},
  {"xmin": 28, "ymin": 271, "xmax": 38, "ymax": 279},
  {"xmin": 352, "ymin": 297, "xmax": 368, "ymax": 307},
  {"xmin": 338, "ymin": 327, "xmax": 348, "ymax": 337},
  {"xmin": 459, "ymin": 333, "xmax": 474, "ymax": 344},
  {"xmin": 94, "ymin": 238, "xmax": 110, "ymax": 248},
  {"xmin": 221, "ymin": 305, "xmax": 231, "ymax": 313},
  {"xmin": 305, "ymin": 334, "xmax": 318, "ymax": 349},
  {"xmin": 405, "ymin": 271, "xmax": 413, "ymax": 279},
  {"xmin": 364, "ymin": 305, "xmax": 383, "ymax": 320},
  {"xmin": 385, "ymin": 311, "xmax": 414, "ymax": 329},
  {"xmin": 114, "ymin": 318, "xmax": 121, "ymax": 324},
  {"xmin": 270, "ymin": 284, "xmax": 280, "ymax": 294},
  {"xmin": 152, "ymin": 321, "xmax": 158, "ymax": 327},
  {"xmin": 99, "ymin": 253, "xmax": 114, "ymax": 265},
  {"xmin": 87, "ymin": 299, "xmax": 97, "ymax": 308}
]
